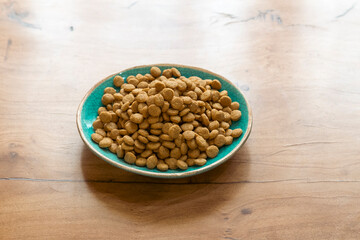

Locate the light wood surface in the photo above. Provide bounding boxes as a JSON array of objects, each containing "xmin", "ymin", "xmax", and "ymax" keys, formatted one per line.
[{"xmin": 1, "ymin": 0, "xmax": 360, "ymax": 239}]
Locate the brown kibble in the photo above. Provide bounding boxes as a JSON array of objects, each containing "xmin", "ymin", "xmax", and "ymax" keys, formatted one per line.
[
  {"xmin": 124, "ymin": 121, "xmax": 138, "ymax": 134},
  {"xmin": 160, "ymin": 134, "xmax": 172, "ymax": 141},
  {"xmin": 188, "ymin": 149, "xmax": 200, "ymax": 158},
  {"xmin": 165, "ymin": 158, "xmax": 177, "ymax": 170},
  {"xmin": 187, "ymin": 139, "xmax": 197, "ymax": 149},
  {"xmin": 130, "ymin": 113, "xmax": 144, "ymax": 124},
  {"xmin": 195, "ymin": 135, "xmax": 208, "ymax": 148},
  {"xmin": 219, "ymin": 96, "xmax": 231, "ymax": 107},
  {"xmin": 96, "ymin": 128, "xmax": 106, "ymax": 137},
  {"xmin": 150, "ymin": 129, "xmax": 162, "ymax": 135},
  {"xmin": 136, "ymin": 92, "xmax": 148, "ymax": 103},
  {"xmin": 231, "ymin": 102, "xmax": 240, "ymax": 110},
  {"xmin": 225, "ymin": 136, "xmax": 233, "ymax": 145},
  {"xmin": 161, "ymin": 88, "xmax": 174, "ymax": 101},
  {"xmin": 197, "ymin": 127, "xmax": 210, "ymax": 139},
  {"xmin": 214, "ymin": 135, "xmax": 226, "ymax": 147},
  {"xmin": 123, "ymin": 135, "xmax": 134, "ymax": 145},
  {"xmin": 104, "ymin": 87, "xmax": 116, "ymax": 94},
  {"xmin": 171, "ymin": 68, "xmax": 181, "ymax": 78},
  {"xmin": 92, "ymin": 119, "xmax": 103, "ymax": 130},
  {"xmin": 157, "ymin": 160, "xmax": 169, "ymax": 171},
  {"xmin": 194, "ymin": 158, "xmax": 207, "ymax": 166},
  {"xmin": 128, "ymin": 77, "xmax": 139, "ymax": 87},
  {"xmin": 102, "ymin": 93, "xmax": 115, "ymax": 105},
  {"xmin": 170, "ymin": 97, "xmax": 183, "ymax": 110},
  {"xmin": 176, "ymin": 160, "xmax": 188, "ymax": 170},
  {"xmin": 114, "ymin": 75, "xmax": 124, "ymax": 87},
  {"xmin": 150, "ymin": 66, "xmax": 161, "ymax": 78},
  {"xmin": 186, "ymin": 158, "xmax": 195, "ymax": 167},
  {"xmin": 148, "ymin": 104, "xmax": 161, "ymax": 117},
  {"xmin": 110, "ymin": 129, "xmax": 120, "ymax": 140},
  {"xmin": 162, "ymin": 69, "xmax": 172, "ymax": 78},
  {"xmin": 155, "ymin": 81, "xmax": 166, "ymax": 92},
  {"xmin": 232, "ymin": 128, "xmax": 243, "ymax": 138},
  {"xmin": 168, "ymin": 125, "xmax": 181, "ymax": 139},
  {"xmin": 225, "ymin": 129, "xmax": 233, "ymax": 136},
  {"xmin": 147, "ymin": 142, "xmax": 161, "ymax": 150},
  {"xmin": 141, "ymin": 150, "xmax": 152, "ymax": 158},
  {"xmin": 135, "ymin": 158, "xmax": 147, "ymax": 167},
  {"xmin": 231, "ymin": 110, "xmax": 242, "ymax": 121},
  {"xmin": 209, "ymin": 121, "xmax": 220, "ymax": 131},
  {"xmin": 162, "ymin": 141, "xmax": 176, "ymax": 149},
  {"xmin": 170, "ymin": 148, "xmax": 181, "ymax": 159},
  {"xmin": 139, "ymin": 119, "xmax": 150, "ymax": 129},
  {"xmin": 91, "ymin": 133, "xmax": 103, "ymax": 143},
  {"xmin": 170, "ymin": 116, "xmax": 181, "ymax": 123},
  {"xmin": 206, "ymin": 145, "xmax": 219, "ymax": 158},
  {"xmin": 147, "ymin": 135, "xmax": 160, "ymax": 142},
  {"xmin": 134, "ymin": 140, "xmax": 145, "ymax": 150},
  {"xmin": 181, "ymin": 123, "xmax": 194, "ymax": 131},
  {"xmin": 104, "ymin": 122, "xmax": 117, "ymax": 132},
  {"xmin": 109, "ymin": 143, "xmax": 118, "ymax": 153},
  {"xmin": 183, "ymin": 130, "xmax": 195, "ymax": 140},
  {"xmin": 123, "ymin": 84, "xmax": 135, "ymax": 92},
  {"xmin": 158, "ymin": 146, "xmax": 170, "ymax": 159},
  {"xmin": 123, "ymin": 152, "xmax": 136, "ymax": 164},
  {"xmin": 211, "ymin": 80, "xmax": 221, "ymax": 90},
  {"xmin": 146, "ymin": 155, "xmax": 158, "ymax": 169},
  {"xmin": 182, "ymin": 112, "xmax": 195, "ymax": 122},
  {"xmin": 99, "ymin": 137, "xmax": 113, "ymax": 148},
  {"xmin": 200, "ymin": 90, "xmax": 212, "ymax": 101},
  {"xmin": 214, "ymin": 111, "xmax": 225, "ymax": 122},
  {"xmin": 138, "ymin": 135, "xmax": 149, "ymax": 144},
  {"xmin": 180, "ymin": 143, "xmax": 188, "ymax": 155},
  {"xmin": 116, "ymin": 145, "xmax": 125, "ymax": 158}
]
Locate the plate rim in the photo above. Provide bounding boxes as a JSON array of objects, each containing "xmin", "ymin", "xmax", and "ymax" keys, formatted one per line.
[{"xmin": 76, "ymin": 63, "xmax": 253, "ymax": 178}]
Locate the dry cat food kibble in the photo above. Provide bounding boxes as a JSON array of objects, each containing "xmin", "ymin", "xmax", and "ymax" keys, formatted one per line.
[{"xmin": 91, "ymin": 66, "xmax": 244, "ymax": 171}]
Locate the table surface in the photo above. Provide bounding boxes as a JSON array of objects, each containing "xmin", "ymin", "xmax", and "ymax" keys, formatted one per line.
[{"xmin": 1, "ymin": 0, "xmax": 360, "ymax": 239}]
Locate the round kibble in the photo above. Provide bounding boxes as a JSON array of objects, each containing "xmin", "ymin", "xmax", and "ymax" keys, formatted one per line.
[
  {"xmin": 214, "ymin": 135, "xmax": 226, "ymax": 147},
  {"xmin": 114, "ymin": 75, "xmax": 124, "ymax": 87},
  {"xmin": 231, "ymin": 110, "xmax": 242, "ymax": 121},
  {"xmin": 91, "ymin": 133, "xmax": 103, "ymax": 143},
  {"xmin": 177, "ymin": 160, "xmax": 188, "ymax": 170},
  {"xmin": 232, "ymin": 128, "xmax": 243, "ymax": 138},
  {"xmin": 124, "ymin": 152, "xmax": 136, "ymax": 164},
  {"xmin": 168, "ymin": 125, "xmax": 181, "ymax": 139},
  {"xmin": 130, "ymin": 113, "xmax": 143, "ymax": 124},
  {"xmin": 99, "ymin": 137, "xmax": 112, "ymax": 148},
  {"xmin": 206, "ymin": 145, "xmax": 219, "ymax": 158},
  {"xmin": 148, "ymin": 104, "xmax": 161, "ymax": 117},
  {"xmin": 219, "ymin": 96, "xmax": 231, "ymax": 107},
  {"xmin": 194, "ymin": 158, "xmax": 207, "ymax": 166},
  {"xmin": 147, "ymin": 155, "xmax": 158, "ymax": 169}
]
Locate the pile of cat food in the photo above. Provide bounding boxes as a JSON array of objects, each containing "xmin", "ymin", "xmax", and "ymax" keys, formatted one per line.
[{"xmin": 91, "ymin": 66, "xmax": 243, "ymax": 171}]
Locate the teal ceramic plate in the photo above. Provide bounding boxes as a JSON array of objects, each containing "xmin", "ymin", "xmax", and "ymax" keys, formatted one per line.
[{"xmin": 77, "ymin": 64, "xmax": 252, "ymax": 178}]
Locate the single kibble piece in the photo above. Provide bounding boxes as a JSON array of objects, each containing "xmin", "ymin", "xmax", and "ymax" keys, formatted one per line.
[
  {"xmin": 214, "ymin": 135, "xmax": 226, "ymax": 147},
  {"xmin": 150, "ymin": 67, "xmax": 161, "ymax": 78},
  {"xmin": 177, "ymin": 160, "xmax": 188, "ymax": 170},
  {"xmin": 231, "ymin": 110, "xmax": 242, "ymax": 121},
  {"xmin": 124, "ymin": 152, "xmax": 136, "ymax": 164},
  {"xmin": 219, "ymin": 96, "xmax": 231, "ymax": 107},
  {"xmin": 99, "ymin": 137, "xmax": 113, "ymax": 148},
  {"xmin": 206, "ymin": 145, "xmax": 219, "ymax": 158},
  {"xmin": 232, "ymin": 128, "xmax": 243, "ymax": 138},
  {"xmin": 113, "ymin": 75, "xmax": 124, "ymax": 87},
  {"xmin": 130, "ymin": 113, "xmax": 144, "ymax": 124},
  {"xmin": 211, "ymin": 80, "xmax": 222, "ymax": 90},
  {"xmin": 91, "ymin": 133, "xmax": 103, "ymax": 143},
  {"xmin": 194, "ymin": 158, "xmax": 207, "ymax": 166},
  {"xmin": 99, "ymin": 111, "xmax": 112, "ymax": 123},
  {"xmin": 102, "ymin": 93, "xmax": 115, "ymax": 105},
  {"xmin": 168, "ymin": 125, "xmax": 181, "ymax": 139},
  {"xmin": 146, "ymin": 155, "xmax": 158, "ymax": 169}
]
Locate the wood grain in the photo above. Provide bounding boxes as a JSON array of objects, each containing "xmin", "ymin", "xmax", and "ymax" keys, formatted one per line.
[{"xmin": 1, "ymin": 0, "xmax": 360, "ymax": 239}]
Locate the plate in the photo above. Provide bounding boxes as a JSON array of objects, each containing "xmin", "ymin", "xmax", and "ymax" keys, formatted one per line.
[{"xmin": 76, "ymin": 64, "xmax": 252, "ymax": 178}]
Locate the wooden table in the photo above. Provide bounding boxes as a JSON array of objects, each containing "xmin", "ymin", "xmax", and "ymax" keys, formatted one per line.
[{"xmin": 1, "ymin": 0, "xmax": 359, "ymax": 239}]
